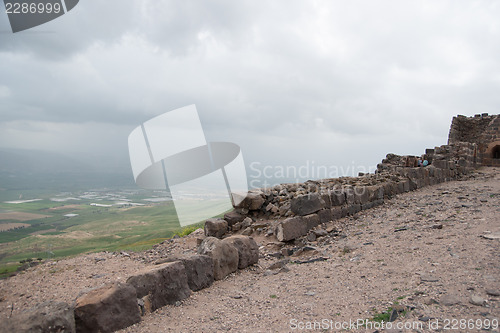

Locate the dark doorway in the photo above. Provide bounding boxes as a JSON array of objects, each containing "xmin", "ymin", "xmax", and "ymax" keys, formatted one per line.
[{"xmin": 493, "ymin": 145, "xmax": 500, "ymax": 159}]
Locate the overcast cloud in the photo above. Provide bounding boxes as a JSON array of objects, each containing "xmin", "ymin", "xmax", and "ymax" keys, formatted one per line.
[{"xmin": 1, "ymin": 0, "xmax": 499, "ymax": 182}]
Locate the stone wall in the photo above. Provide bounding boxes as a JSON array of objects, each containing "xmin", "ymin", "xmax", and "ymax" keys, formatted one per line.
[
  {"xmin": 448, "ymin": 113, "xmax": 500, "ymax": 166},
  {"xmin": 3, "ymin": 235, "xmax": 259, "ymax": 333},
  {"xmin": 227, "ymin": 139, "xmax": 477, "ymax": 243}
]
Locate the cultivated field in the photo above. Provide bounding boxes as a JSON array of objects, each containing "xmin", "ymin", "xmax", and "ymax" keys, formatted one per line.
[
  {"xmin": 0, "ymin": 223, "xmax": 30, "ymax": 232},
  {"xmin": 0, "ymin": 211, "xmax": 51, "ymax": 221},
  {"xmin": 0, "ymin": 188, "xmax": 227, "ymax": 276}
]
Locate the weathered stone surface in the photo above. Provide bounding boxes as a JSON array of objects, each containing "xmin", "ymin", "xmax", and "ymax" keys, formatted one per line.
[
  {"xmin": 320, "ymin": 193, "xmax": 332, "ymax": 208},
  {"xmin": 1, "ymin": 301, "xmax": 75, "ymax": 333},
  {"xmin": 204, "ymin": 218, "xmax": 228, "ymax": 238},
  {"xmin": 74, "ymin": 282, "xmax": 141, "ymax": 333},
  {"xmin": 126, "ymin": 261, "xmax": 191, "ymax": 312},
  {"xmin": 361, "ymin": 202, "xmax": 374, "ymax": 210},
  {"xmin": 276, "ymin": 214, "xmax": 320, "ymax": 242},
  {"xmin": 222, "ymin": 235, "xmax": 259, "ymax": 269},
  {"xmin": 330, "ymin": 189, "xmax": 346, "ymax": 206},
  {"xmin": 347, "ymin": 203, "xmax": 361, "ymax": 215},
  {"xmin": 306, "ymin": 232, "xmax": 316, "ymax": 242},
  {"xmin": 313, "ymin": 229, "xmax": 328, "ymax": 237},
  {"xmin": 235, "ymin": 191, "xmax": 265, "ymax": 211},
  {"xmin": 290, "ymin": 193, "xmax": 324, "ymax": 216},
  {"xmin": 223, "ymin": 210, "xmax": 245, "ymax": 226},
  {"xmin": 198, "ymin": 237, "xmax": 239, "ymax": 280},
  {"xmin": 317, "ymin": 209, "xmax": 332, "ymax": 224},
  {"xmin": 353, "ymin": 186, "xmax": 369, "ymax": 204},
  {"xmin": 161, "ymin": 255, "xmax": 214, "ymax": 292},
  {"xmin": 331, "ymin": 206, "xmax": 342, "ymax": 220},
  {"xmin": 470, "ymin": 295, "xmax": 486, "ymax": 306},
  {"xmin": 344, "ymin": 187, "xmax": 355, "ymax": 205},
  {"xmin": 440, "ymin": 294, "xmax": 461, "ymax": 306},
  {"xmin": 241, "ymin": 227, "xmax": 253, "ymax": 235}
]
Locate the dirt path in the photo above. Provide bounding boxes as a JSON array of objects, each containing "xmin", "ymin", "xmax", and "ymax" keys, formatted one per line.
[{"xmin": 0, "ymin": 168, "xmax": 498, "ymax": 333}]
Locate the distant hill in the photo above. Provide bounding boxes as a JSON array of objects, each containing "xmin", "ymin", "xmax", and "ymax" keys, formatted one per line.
[
  {"xmin": 0, "ymin": 148, "xmax": 92, "ymax": 174},
  {"xmin": 0, "ymin": 148, "xmax": 134, "ymax": 191}
]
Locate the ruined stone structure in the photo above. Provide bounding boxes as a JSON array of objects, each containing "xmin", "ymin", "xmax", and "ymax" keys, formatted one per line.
[
  {"xmin": 226, "ymin": 114, "xmax": 499, "ymax": 242},
  {"xmin": 5, "ymin": 114, "xmax": 498, "ymax": 333},
  {"xmin": 448, "ymin": 113, "xmax": 500, "ymax": 166}
]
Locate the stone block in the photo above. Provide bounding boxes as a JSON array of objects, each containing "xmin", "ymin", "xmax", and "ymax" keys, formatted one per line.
[
  {"xmin": 290, "ymin": 193, "xmax": 324, "ymax": 216},
  {"xmin": 347, "ymin": 204, "xmax": 361, "ymax": 215},
  {"xmin": 223, "ymin": 210, "xmax": 245, "ymax": 226},
  {"xmin": 222, "ymin": 235, "xmax": 259, "ymax": 269},
  {"xmin": 126, "ymin": 262, "xmax": 191, "ymax": 312},
  {"xmin": 161, "ymin": 255, "xmax": 214, "ymax": 292},
  {"xmin": 331, "ymin": 206, "xmax": 343, "ymax": 220},
  {"xmin": 198, "ymin": 237, "xmax": 239, "ymax": 280},
  {"xmin": 353, "ymin": 186, "xmax": 369, "ymax": 204},
  {"xmin": 317, "ymin": 208, "xmax": 333, "ymax": 224},
  {"xmin": 75, "ymin": 282, "xmax": 141, "ymax": 333},
  {"xmin": 321, "ymin": 193, "xmax": 332, "ymax": 208},
  {"xmin": 204, "ymin": 218, "xmax": 228, "ymax": 238},
  {"xmin": 330, "ymin": 188, "xmax": 346, "ymax": 206},
  {"xmin": 235, "ymin": 191, "xmax": 265, "ymax": 211},
  {"xmin": 276, "ymin": 214, "xmax": 320, "ymax": 241}
]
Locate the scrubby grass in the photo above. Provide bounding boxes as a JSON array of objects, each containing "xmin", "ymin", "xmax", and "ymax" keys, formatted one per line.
[
  {"xmin": 0, "ymin": 263, "xmax": 21, "ymax": 279},
  {"xmin": 173, "ymin": 223, "xmax": 204, "ymax": 238}
]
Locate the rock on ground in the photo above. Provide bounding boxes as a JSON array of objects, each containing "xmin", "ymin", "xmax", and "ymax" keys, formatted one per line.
[
  {"xmin": 74, "ymin": 282, "xmax": 141, "ymax": 333},
  {"xmin": 0, "ymin": 301, "xmax": 75, "ymax": 333}
]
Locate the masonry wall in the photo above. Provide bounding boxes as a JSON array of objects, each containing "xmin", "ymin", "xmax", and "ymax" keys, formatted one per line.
[
  {"xmin": 232, "ymin": 139, "xmax": 477, "ymax": 242},
  {"xmin": 448, "ymin": 113, "xmax": 500, "ymax": 166}
]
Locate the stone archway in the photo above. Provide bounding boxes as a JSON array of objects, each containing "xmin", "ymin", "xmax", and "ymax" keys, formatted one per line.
[
  {"xmin": 493, "ymin": 145, "xmax": 500, "ymax": 159},
  {"xmin": 485, "ymin": 141, "xmax": 500, "ymax": 159}
]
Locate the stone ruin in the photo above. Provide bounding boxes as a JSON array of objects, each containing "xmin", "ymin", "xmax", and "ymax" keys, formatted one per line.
[
  {"xmin": 208, "ymin": 113, "xmax": 499, "ymax": 242},
  {"xmin": 448, "ymin": 113, "xmax": 500, "ymax": 166},
  {"xmin": 2, "ymin": 236, "xmax": 259, "ymax": 333},
  {"xmin": 3, "ymin": 114, "xmax": 498, "ymax": 332}
]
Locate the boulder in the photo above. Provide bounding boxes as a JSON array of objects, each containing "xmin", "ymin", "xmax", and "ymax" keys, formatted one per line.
[
  {"xmin": 223, "ymin": 210, "xmax": 245, "ymax": 226},
  {"xmin": 222, "ymin": 235, "xmax": 259, "ymax": 269},
  {"xmin": 276, "ymin": 214, "xmax": 320, "ymax": 242},
  {"xmin": 204, "ymin": 218, "xmax": 228, "ymax": 238},
  {"xmin": 234, "ymin": 191, "xmax": 265, "ymax": 211},
  {"xmin": 126, "ymin": 261, "xmax": 191, "ymax": 312},
  {"xmin": 198, "ymin": 237, "xmax": 239, "ymax": 280},
  {"xmin": 1, "ymin": 301, "xmax": 75, "ymax": 333},
  {"xmin": 290, "ymin": 193, "xmax": 324, "ymax": 216},
  {"xmin": 74, "ymin": 282, "xmax": 141, "ymax": 333}
]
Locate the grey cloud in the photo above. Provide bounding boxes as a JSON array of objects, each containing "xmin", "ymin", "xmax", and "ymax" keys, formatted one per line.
[{"xmin": 0, "ymin": 0, "xmax": 499, "ymax": 175}]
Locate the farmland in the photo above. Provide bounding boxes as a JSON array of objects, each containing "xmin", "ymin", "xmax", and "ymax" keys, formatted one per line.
[{"xmin": 0, "ymin": 187, "xmax": 226, "ymax": 276}]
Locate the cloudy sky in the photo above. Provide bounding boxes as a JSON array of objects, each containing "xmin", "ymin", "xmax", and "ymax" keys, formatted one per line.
[{"xmin": 1, "ymin": 1, "xmax": 499, "ymax": 183}]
